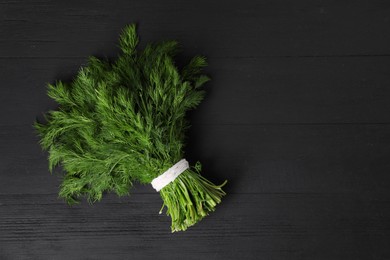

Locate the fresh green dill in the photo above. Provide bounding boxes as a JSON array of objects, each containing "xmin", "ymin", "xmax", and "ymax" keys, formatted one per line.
[{"xmin": 34, "ymin": 24, "xmax": 226, "ymax": 232}]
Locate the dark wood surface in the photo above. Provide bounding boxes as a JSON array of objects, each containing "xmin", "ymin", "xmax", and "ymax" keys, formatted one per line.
[{"xmin": 1, "ymin": 1, "xmax": 390, "ymax": 259}]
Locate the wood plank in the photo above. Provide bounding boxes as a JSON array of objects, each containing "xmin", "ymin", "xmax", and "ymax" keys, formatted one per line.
[
  {"xmin": 2, "ymin": 56, "xmax": 390, "ymax": 126},
  {"xmin": 2, "ymin": 124, "xmax": 390, "ymax": 195},
  {"xmin": 1, "ymin": 193, "xmax": 389, "ymax": 259},
  {"xmin": 1, "ymin": 1, "xmax": 390, "ymax": 58},
  {"xmin": 187, "ymin": 124, "xmax": 390, "ymax": 194}
]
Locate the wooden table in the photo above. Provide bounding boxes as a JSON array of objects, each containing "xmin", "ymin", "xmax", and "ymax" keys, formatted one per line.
[{"xmin": 1, "ymin": 1, "xmax": 390, "ymax": 259}]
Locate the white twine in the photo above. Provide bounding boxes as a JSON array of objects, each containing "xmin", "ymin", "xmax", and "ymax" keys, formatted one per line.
[{"xmin": 151, "ymin": 159, "xmax": 189, "ymax": 191}]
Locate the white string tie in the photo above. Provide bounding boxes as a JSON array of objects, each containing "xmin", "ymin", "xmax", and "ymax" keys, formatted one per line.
[{"xmin": 151, "ymin": 159, "xmax": 189, "ymax": 191}]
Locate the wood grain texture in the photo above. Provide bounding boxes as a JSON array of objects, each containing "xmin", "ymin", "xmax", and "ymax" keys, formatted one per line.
[
  {"xmin": 1, "ymin": 193, "xmax": 389, "ymax": 260},
  {"xmin": 1, "ymin": 0, "xmax": 390, "ymax": 259}
]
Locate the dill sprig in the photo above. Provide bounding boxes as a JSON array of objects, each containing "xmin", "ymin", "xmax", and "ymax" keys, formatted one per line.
[{"xmin": 34, "ymin": 24, "xmax": 226, "ymax": 232}]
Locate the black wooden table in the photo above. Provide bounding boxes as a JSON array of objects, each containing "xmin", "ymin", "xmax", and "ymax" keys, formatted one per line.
[{"xmin": 1, "ymin": 1, "xmax": 390, "ymax": 259}]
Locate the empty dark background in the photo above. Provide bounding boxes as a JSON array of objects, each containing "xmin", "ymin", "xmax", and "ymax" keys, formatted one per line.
[{"xmin": 1, "ymin": 1, "xmax": 390, "ymax": 259}]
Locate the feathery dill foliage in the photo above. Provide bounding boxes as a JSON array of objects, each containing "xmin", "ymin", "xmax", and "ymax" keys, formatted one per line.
[{"xmin": 34, "ymin": 24, "xmax": 226, "ymax": 232}]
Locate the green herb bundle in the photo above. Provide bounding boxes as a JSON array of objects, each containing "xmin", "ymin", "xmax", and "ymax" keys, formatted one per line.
[{"xmin": 34, "ymin": 24, "xmax": 226, "ymax": 232}]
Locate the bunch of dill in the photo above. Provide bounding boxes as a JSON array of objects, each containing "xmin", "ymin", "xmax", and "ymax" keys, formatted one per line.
[{"xmin": 34, "ymin": 24, "xmax": 226, "ymax": 232}]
